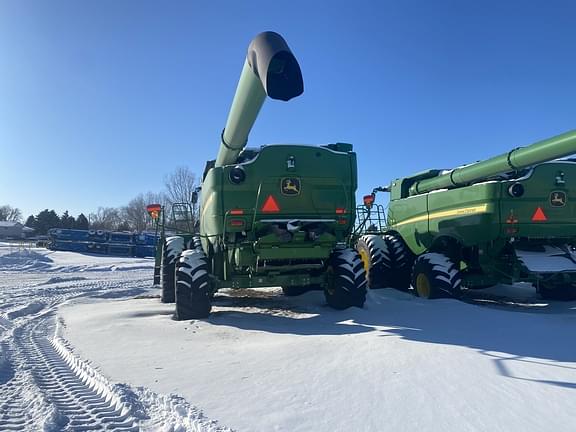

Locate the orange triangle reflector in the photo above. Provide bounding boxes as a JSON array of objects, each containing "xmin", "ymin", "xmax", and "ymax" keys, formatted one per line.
[
  {"xmin": 531, "ymin": 207, "xmax": 548, "ymax": 222},
  {"xmin": 261, "ymin": 195, "xmax": 280, "ymax": 213}
]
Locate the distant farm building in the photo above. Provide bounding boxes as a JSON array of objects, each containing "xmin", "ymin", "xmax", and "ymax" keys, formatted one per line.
[{"xmin": 0, "ymin": 221, "xmax": 35, "ymax": 239}]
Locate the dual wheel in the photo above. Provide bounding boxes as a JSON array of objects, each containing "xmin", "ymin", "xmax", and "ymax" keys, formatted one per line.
[
  {"xmin": 356, "ymin": 234, "xmax": 412, "ymax": 290},
  {"xmin": 357, "ymin": 234, "xmax": 462, "ymax": 299}
]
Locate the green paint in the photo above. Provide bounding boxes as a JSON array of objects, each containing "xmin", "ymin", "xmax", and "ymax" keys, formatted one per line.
[
  {"xmin": 199, "ymin": 33, "xmax": 357, "ymax": 290},
  {"xmin": 386, "ymin": 130, "xmax": 576, "ymax": 290}
]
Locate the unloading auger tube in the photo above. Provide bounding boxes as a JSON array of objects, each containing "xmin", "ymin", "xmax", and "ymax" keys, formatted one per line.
[
  {"xmin": 214, "ymin": 31, "xmax": 304, "ymax": 168},
  {"xmin": 409, "ymin": 130, "xmax": 576, "ymax": 196}
]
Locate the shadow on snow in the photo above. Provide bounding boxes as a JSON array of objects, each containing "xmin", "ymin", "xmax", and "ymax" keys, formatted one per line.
[{"xmin": 203, "ymin": 287, "xmax": 576, "ymax": 368}]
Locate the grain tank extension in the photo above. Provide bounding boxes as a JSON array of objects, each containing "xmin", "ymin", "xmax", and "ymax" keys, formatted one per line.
[
  {"xmin": 357, "ymin": 131, "xmax": 576, "ymax": 300},
  {"xmin": 157, "ymin": 32, "xmax": 366, "ymax": 319}
]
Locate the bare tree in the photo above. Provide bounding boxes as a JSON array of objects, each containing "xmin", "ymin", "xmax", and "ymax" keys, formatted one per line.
[
  {"xmin": 164, "ymin": 166, "xmax": 199, "ymax": 226},
  {"xmin": 89, "ymin": 207, "xmax": 122, "ymax": 230},
  {"xmin": 0, "ymin": 205, "xmax": 22, "ymax": 222},
  {"xmin": 164, "ymin": 166, "xmax": 198, "ymax": 206},
  {"xmin": 123, "ymin": 191, "xmax": 167, "ymax": 232},
  {"xmin": 144, "ymin": 191, "xmax": 168, "ymax": 212},
  {"xmin": 122, "ymin": 195, "xmax": 147, "ymax": 232}
]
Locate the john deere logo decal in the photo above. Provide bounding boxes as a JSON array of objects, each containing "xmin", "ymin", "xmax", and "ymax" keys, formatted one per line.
[
  {"xmin": 550, "ymin": 191, "xmax": 566, "ymax": 207},
  {"xmin": 281, "ymin": 178, "xmax": 301, "ymax": 196}
]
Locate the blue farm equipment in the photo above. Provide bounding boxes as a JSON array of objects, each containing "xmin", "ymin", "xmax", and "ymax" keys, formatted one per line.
[{"xmin": 47, "ymin": 229, "xmax": 157, "ymax": 257}]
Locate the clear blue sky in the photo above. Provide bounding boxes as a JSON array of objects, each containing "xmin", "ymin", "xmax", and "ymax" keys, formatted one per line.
[{"xmin": 1, "ymin": 0, "xmax": 575, "ymax": 220}]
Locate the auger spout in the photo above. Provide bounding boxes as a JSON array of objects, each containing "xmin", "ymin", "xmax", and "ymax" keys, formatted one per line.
[
  {"xmin": 215, "ymin": 31, "xmax": 304, "ymax": 168},
  {"xmin": 409, "ymin": 130, "xmax": 576, "ymax": 196}
]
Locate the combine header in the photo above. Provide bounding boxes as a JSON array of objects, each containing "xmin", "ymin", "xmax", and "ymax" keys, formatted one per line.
[
  {"xmin": 48, "ymin": 228, "xmax": 156, "ymax": 257},
  {"xmin": 357, "ymin": 130, "xmax": 576, "ymax": 300}
]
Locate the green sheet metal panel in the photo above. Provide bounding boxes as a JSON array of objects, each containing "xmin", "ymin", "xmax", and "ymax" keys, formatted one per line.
[
  {"xmin": 500, "ymin": 161, "xmax": 576, "ymax": 239},
  {"xmin": 426, "ymin": 183, "xmax": 500, "ymax": 247}
]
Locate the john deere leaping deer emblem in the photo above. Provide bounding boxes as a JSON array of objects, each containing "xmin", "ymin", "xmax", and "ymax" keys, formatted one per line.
[
  {"xmin": 281, "ymin": 178, "xmax": 301, "ymax": 196},
  {"xmin": 550, "ymin": 191, "xmax": 567, "ymax": 207}
]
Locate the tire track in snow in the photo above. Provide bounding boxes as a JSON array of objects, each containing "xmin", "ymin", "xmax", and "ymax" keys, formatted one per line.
[
  {"xmin": 0, "ymin": 374, "xmax": 33, "ymax": 430},
  {"xmin": 0, "ymin": 270, "xmax": 232, "ymax": 431},
  {"xmin": 0, "ymin": 348, "xmax": 26, "ymax": 430},
  {"xmin": 21, "ymin": 320, "xmax": 141, "ymax": 431},
  {"xmin": 0, "ymin": 339, "xmax": 49, "ymax": 430},
  {"xmin": 0, "ymin": 275, "xmax": 149, "ymax": 430}
]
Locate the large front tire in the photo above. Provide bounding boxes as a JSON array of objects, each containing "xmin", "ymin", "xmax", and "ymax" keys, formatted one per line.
[
  {"xmin": 380, "ymin": 233, "xmax": 414, "ymax": 291},
  {"xmin": 324, "ymin": 248, "xmax": 367, "ymax": 309},
  {"xmin": 161, "ymin": 236, "xmax": 185, "ymax": 303},
  {"xmin": 175, "ymin": 250, "xmax": 212, "ymax": 320},
  {"xmin": 411, "ymin": 253, "xmax": 462, "ymax": 299},
  {"xmin": 356, "ymin": 234, "xmax": 413, "ymax": 290},
  {"xmin": 356, "ymin": 235, "xmax": 386, "ymax": 289}
]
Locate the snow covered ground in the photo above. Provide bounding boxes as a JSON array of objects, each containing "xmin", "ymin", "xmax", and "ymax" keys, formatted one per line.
[
  {"xmin": 2, "ymin": 241, "xmax": 576, "ymax": 431},
  {"xmin": 0, "ymin": 242, "xmax": 229, "ymax": 431}
]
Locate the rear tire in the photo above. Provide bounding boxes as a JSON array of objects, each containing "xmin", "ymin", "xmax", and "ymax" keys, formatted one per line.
[
  {"xmin": 411, "ymin": 253, "xmax": 462, "ymax": 299},
  {"xmin": 324, "ymin": 248, "xmax": 367, "ymax": 309},
  {"xmin": 161, "ymin": 236, "xmax": 184, "ymax": 303},
  {"xmin": 175, "ymin": 250, "xmax": 212, "ymax": 320}
]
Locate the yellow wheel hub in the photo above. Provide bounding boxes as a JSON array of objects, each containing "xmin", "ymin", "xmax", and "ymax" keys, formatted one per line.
[
  {"xmin": 358, "ymin": 248, "xmax": 370, "ymax": 273},
  {"xmin": 416, "ymin": 273, "xmax": 431, "ymax": 298}
]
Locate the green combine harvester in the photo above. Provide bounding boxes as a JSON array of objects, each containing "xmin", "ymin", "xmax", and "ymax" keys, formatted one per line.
[
  {"xmin": 155, "ymin": 31, "xmax": 367, "ymax": 319},
  {"xmin": 357, "ymin": 130, "xmax": 576, "ymax": 301}
]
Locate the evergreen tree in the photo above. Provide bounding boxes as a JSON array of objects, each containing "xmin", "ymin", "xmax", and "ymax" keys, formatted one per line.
[
  {"xmin": 35, "ymin": 209, "xmax": 61, "ymax": 235},
  {"xmin": 60, "ymin": 210, "xmax": 76, "ymax": 229},
  {"xmin": 67, "ymin": 215, "xmax": 76, "ymax": 228},
  {"xmin": 75, "ymin": 213, "xmax": 89, "ymax": 230},
  {"xmin": 25, "ymin": 215, "xmax": 36, "ymax": 229}
]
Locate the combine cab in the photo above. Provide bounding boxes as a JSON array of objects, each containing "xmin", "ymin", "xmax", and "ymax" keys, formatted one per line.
[
  {"xmin": 358, "ymin": 131, "xmax": 576, "ymax": 300},
  {"xmin": 154, "ymin": 32, "xmax": 366, "ymax": 319}
]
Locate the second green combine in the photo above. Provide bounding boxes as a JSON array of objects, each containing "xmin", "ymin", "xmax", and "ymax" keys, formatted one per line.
[
  {"xmin": 156, "ymin": 31, "xmax": 367, "ymax": 319},
  {"xmin": 357, "ymin": 130, "xmax": 576, "ymax": 301}
]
